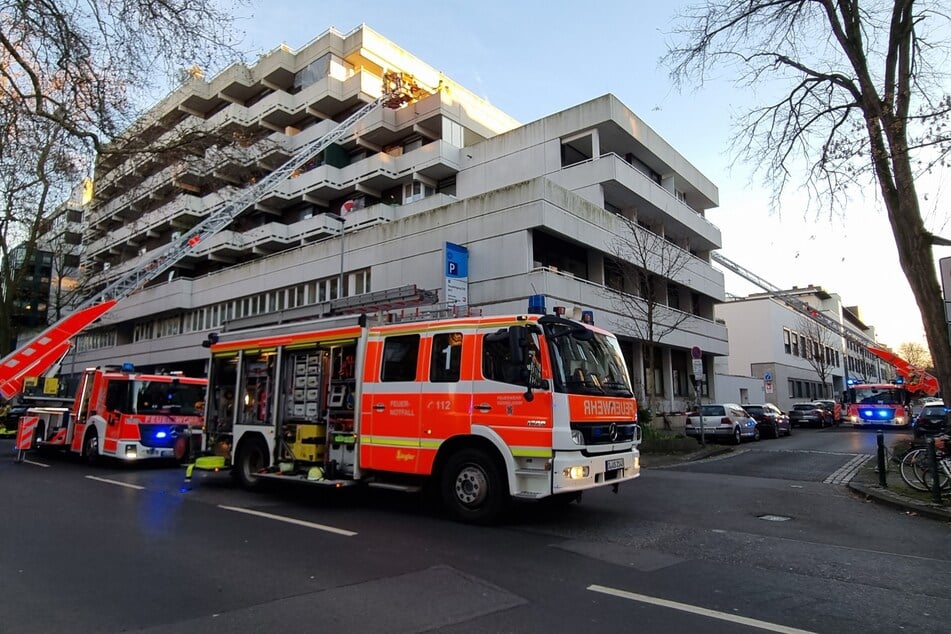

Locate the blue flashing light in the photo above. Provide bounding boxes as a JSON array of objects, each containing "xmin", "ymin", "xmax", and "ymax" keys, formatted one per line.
[
  {"xmin": 527, "ymin": 294, "xmax": 546, "ymax": 315},
  {"xmin": 581, "ymin": 310, "xmax": 594, "ymax": 325},
  {"xmin": 877, "ymin": 409, "xmax": 890, "ymax": 419},
  {"xmin": 155, "ymin": 431, "xmax": 167, "ymax": 439},
  {"xmin": 121, "ymin": 362, "xmax": 135, "ymax": 372}
]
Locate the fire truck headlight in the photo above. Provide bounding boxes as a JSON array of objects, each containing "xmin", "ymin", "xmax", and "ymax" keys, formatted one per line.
[
  {"xmin": 896, "ymin": 416, "xmax": 904, "ymax": 424},
  {"xmin": 124, "ymin": 444, "xmax": 137, "ymax": 457},
  {"xmin": 850, "ymin": 415, "xmax": 858, "ymax": 423},
  {"xmin": 564, "ymin": 465, "xmax": 590, "ymax": 480},
  {"xmin": 570, "ymin": 430, "xmax": 584, "ymax": 445}
]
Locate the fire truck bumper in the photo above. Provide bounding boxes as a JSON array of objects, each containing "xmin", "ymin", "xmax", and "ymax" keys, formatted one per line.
[
  {"xmin": 551, "ymin": 447, "xmax": 640, "ymax": 494},
  {"xmin": 119, "ymin": 443, "xmax": 177, "ymax": 460}
]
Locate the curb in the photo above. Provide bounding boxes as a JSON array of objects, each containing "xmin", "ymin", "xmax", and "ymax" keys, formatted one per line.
[{"xmin": 847, "ymin": 480, "xmax": 951, "ymax": 522}]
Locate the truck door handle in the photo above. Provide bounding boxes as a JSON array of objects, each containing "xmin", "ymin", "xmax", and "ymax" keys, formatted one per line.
[
  {"xmin": 475, "ymin": 404, "xmax": 492, "ymax": 412},
  {"xmin": 373, "ymin": 404, "xmax": 385, "ymax": 412}
]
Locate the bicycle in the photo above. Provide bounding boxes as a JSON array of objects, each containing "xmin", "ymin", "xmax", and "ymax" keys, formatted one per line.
[{"xmin": 898, "ymin": 438, "xmax": 951, "ymax": 492}]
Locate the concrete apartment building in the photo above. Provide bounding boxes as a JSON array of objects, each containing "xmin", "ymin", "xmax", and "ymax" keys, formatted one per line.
[
  {"xmin": 716, "ymin": 286, "xmax": 886, "ymax": 411},
  {"xmin": 71, "ymin": 25, "xmax": 726, "ymax": 413}
]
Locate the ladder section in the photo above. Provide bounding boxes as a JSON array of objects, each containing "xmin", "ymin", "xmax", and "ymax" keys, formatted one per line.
[{"xmin": 712, "ymin": 252, "xmax": 874, "ymax": 349}]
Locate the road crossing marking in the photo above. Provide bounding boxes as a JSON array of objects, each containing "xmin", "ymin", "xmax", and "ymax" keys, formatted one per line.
[
  {"xmin": 824, "ymin": 454, "xmax": 871, "ymax": 485},
  {"xmin": 85, "ymin": 475, "xmax": 145, "ymax": 490},
  {"xmin": 588, "ymin": 584, "xmax": 818, "ymax": 633},
  {"xmin": 218, "ymin": 504, "xmax": 357, "ymax": 537}
]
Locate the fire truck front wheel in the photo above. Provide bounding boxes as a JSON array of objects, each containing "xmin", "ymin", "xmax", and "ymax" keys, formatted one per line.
[
  {"xmin": 441, "ymin": 448, "xmax": 507, "ymax": 524},
  {"xmin": 235, "ymin": 438, "xmax": 268, "ymax": 490},
  {"xmin": 83, "ymin": 430, "xmax": 99, "ymax": 466}
]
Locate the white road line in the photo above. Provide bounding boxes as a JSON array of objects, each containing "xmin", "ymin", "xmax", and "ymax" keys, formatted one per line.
[
  {"xmin": 588, "ymin": 584, "xmax": 817, "ymax": 634},
  {"xmin": 21, "ymin": 459, "xmax": 50, "ymax": 468},
  {"xmin": 824, "ymin": 454, "xmax": 871, "ymax": 485},
  {"xmin": 85, "ymin": 475, "xmax": 145, "ymax": 490},
  {"xmin": 218, "ymin": 505, "xmax": 357, "ymax": 537}
]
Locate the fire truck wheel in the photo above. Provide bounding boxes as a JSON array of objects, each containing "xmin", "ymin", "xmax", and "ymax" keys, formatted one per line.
[
  {"xmin": 84, "ymin": 430, "xmax": 100, "ymax": 466},
  {"xmin": 441, "ymin": 448, "xmax": 507, "ymax": 524},
  {"xmin": 235, "ymin": 439, "xmax": 268, "ymax": 490}
]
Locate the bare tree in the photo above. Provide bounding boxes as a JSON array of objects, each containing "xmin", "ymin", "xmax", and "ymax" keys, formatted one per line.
[
  {"xmin": 897, "ymin": 340, "xmax": 933, "ymax": 370},
  {"xmin": 665, "ymin": 1, "xmax": 951, "ymax": 408},
  {"xmin": 606, "ymin": 215, "xmax": 695, "ymax": 423},
  {"xmin": 796, "ymin": 314, "xmax": 839, "ymax": 398},
  {"xmin": 0, "ymin": 1, "xmax": 246, "ymax": 354}
]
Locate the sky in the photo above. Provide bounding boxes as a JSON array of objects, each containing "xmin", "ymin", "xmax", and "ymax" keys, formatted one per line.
[{"xmin": 229, "ymin": 0, "xmax": 951, "ymax": 349}]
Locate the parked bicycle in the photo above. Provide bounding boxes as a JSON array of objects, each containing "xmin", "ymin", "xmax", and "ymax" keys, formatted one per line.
[{"xmin": 898, "ymin": 436, "xmax": 951, "ymax": 492}]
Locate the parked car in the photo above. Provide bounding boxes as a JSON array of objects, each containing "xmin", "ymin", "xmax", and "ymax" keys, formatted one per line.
[
  {"xmin": 684, "ymin": 403, "xmax": 760, "ymax": 445},
  {"xmin": 813, "ymin": 399, "xmax": 842, "ymax": 424},
  {"xmin": 788, "ymin": 402, "xmax": 832, "ymax": 428},
  {"xmin": 912, "ymin": 402, "xmax": 949, "ymax": 438},
  {"xmin": 744, "ymin": 403, "xmax": 791, "ymax": 438}
]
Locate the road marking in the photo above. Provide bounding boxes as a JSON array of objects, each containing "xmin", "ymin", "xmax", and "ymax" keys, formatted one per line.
[
  {"xmin": 824, "ymin": 454, "xmax": 871, "ymax": 484},
  {"xmin": 218, "ymin": 505, "xmax": 357, "ymax": 537},
  {"xmin": 85, "ymin": 475, "xmax": 145, "ymax": 490},
  {"xmin": 21, "ymin": 459, "xmax": 50, "ymax": 468},
  {"xmin": 588, "ymin": 584, "xmax": 817, "ymax": 633}
]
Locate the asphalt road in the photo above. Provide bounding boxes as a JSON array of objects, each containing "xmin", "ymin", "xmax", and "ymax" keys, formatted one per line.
[{"xmin": 1, "ymin": 428, "xmax": 947, "ymax": 634}]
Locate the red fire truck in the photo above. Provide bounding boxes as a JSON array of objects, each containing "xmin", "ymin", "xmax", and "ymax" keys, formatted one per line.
[
  {"xmin": 188, "ymin": 309, "xmax": 641, "ymax": 523},
  {"xmin": 17, "ymin": 366, "xmax": 206, "ymax": 463},
  {"xmin": 846, "ymin": 382, "xmax": 912, "ymax": 429}
]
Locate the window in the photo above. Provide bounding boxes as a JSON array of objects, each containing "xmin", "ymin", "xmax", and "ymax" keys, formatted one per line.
[
  {"xmin": 430, "ymin": 332, "xmax": 463, "ymax": 383},
  {"xmin": 482, "ymin": 331, "xmax": 519, "ymax": 384},
  {"xmin": 381, "ymin": 335, "xmax": 420, "ymax": 382},
  {"xmin": 791, "ymin": 333, "xmax": 799, "ymax": 357},
  {"xmin": 783, "ymin": 328, "xmax": 791, "ymax": 354},
  {"xmin": 442, "ymin": 119, "xmax": 464, "ymax": 148},
  {"xmin": 403, "ymin": 180, "xmax": 434, "ymax": 204}
]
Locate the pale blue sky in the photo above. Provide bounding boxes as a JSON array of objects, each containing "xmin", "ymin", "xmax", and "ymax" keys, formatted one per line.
[{"xmin": 231, "ymin": 0, "xmax": 950, "ymax": 349}]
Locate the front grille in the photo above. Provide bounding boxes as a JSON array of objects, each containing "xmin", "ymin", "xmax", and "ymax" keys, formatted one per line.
[{"xmin": 571, "ymin": 422, "xmax": 638, "ymax": 445}]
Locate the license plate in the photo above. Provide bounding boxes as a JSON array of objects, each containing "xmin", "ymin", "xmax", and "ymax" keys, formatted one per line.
[{"xmin": 606, "ymin": 458, "xmax": 624, "ymax": 471}]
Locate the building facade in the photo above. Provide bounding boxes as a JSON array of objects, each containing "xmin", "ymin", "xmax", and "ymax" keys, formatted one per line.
[
  {"xmin": 72, "ymin": 25, "xmax": 726, "ymax": 413},
  {"xmin": 716, "ymin": 286, "xmax": 886, "ymax": 411}
]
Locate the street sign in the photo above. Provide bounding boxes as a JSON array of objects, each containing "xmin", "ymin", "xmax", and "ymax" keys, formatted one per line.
[
  {"xmin": 764, "ymin": 371, "xmax": 772, "ymax": 382},
  {"xmin": 691, "ymin": 346, "xmax": 702, "ymax": 360},
  {"xmin": 692, "ymin": 358, "xmax": 703, "ymax": 377},
  {"xmin": 765, "ymin": 380, "xmax": 774, "ymax": 394}
]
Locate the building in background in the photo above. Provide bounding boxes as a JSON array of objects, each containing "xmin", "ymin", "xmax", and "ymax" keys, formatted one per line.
[
  {"xmin": 716, "ymin": 285, "xmax": 886, "ymax": 411},
  {"xmin": 70, "ymin": 25, "xmax": 726, "ymax": 412}
]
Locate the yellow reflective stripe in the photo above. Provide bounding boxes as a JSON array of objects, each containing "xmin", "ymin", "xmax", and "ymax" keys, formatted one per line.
[
  {"xmin": 420, "ymin": 439, "xmax": 442, "ymax": 450},
  {"xmin": 361, "ymin": 435, "xmax": 420, "ymax": 448},
  {"xmin": 511, "ymin": 447, "xmax": 553, "ymax": 458}
]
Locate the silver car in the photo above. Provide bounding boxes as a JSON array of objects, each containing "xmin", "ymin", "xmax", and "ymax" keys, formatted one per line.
[{"xmin": 685, "ymin": 403, "xmax": 760, "ymax": 444}]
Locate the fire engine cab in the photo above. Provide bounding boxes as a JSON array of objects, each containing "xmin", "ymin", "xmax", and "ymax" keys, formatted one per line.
[
  {"xmin": 18, "ymin": 366, "xmax": 206, "ymax": 464},
  {"xmin": 190, "ymin": 309, "xmax": 641, "ymax": 523}
]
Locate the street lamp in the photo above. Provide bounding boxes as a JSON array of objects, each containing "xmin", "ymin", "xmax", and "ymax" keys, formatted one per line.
[{"xmin": 335, "ymin": 200, "xmax": 355, "ymax": 300}]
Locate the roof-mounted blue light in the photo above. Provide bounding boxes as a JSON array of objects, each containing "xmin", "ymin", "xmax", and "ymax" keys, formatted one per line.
[{"xmin": 121, "ymin": 362, "xmax": 135, "ymax": 373}]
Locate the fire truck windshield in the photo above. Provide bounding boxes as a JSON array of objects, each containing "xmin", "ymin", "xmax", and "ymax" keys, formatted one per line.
[
  {"xmin": 122, "ymin": 381, "xmax": 206, "ymax": 416},
  {"xmin": 852, "ymin": 385, "xmax": 905, "ymax": 405},
  {"xmin": 545, "ymin": 327, "xmax": 633, "ymax": 397}
]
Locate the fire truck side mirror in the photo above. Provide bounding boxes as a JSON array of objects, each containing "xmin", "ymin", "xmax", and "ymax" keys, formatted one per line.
[{"xmin": 202, "ymin": 332, "xmax": 219, "ymax": 348}]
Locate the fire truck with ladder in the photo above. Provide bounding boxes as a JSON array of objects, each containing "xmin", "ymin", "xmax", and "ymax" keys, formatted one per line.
[
  {"xmin": 187, "ymin": 305, "xmax": 641, "ymax": 524},
  {"xmin": 14, "ymin": 366, "xmax": 207, "ymax": 464},
  {"xmin": 0, "ymin": 72, "xmax": 426, "ymax": 459}
]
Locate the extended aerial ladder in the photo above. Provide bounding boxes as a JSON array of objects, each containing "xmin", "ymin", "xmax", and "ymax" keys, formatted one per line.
[
  {"xmin": 0, "ymin": 72, "xmax": 426, "ymax": 400},
  {"xmin": 711, "ymin": 252, "xmax": 939, "ymax": 394}
]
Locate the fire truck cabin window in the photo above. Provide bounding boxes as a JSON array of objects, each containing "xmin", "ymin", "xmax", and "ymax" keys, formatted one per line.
[
  {"xmin": 430, "ymin": 332, "xmax": 462, "ymax": 382},
  {"xmin": 482, "ymin": 331, "xmax": 520, "ymax": 385},
  {"xmin": 381, "ymin": 335, "xmax": 420, "ymax": 382}
]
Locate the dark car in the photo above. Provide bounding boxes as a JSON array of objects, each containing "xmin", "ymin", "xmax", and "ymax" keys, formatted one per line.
[
  {"xmin": 788, "ymin": 402, "xmax": 832, "ymax": 428},
  {"xmin": 2, "ymin": 403, "xmax": 29, "ymax": 436},
  {"xmin": 912, "ymin": 403, "xmax": 949, "ymax": 438},
  {"xmin": 744, "ymin": 403, "xmax": 791, "ymax": 439}
]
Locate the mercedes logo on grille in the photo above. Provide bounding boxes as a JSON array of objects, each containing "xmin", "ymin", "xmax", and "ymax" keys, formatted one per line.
[{"xmin": 608, "ymin": 423, "xmax": 619, "ymax": 442}]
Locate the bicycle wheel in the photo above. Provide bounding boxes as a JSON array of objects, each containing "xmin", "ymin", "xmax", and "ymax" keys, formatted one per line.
[
  {"xmin": 919, "ymin": 456, "xmax": 951, "ymax": 491},
  {"xmin": 899, "ymin": 449, "xmax": 930, "ymax": 491}
]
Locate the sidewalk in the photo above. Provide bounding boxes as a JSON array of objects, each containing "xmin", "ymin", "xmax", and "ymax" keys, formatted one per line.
[
  {"xmin": 642, "ymin": 444, "xmax": 951, "ymax": 522},
  {"xmin": 846, "ymin": 456, "xmax": 951, "ymax": 522}
]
